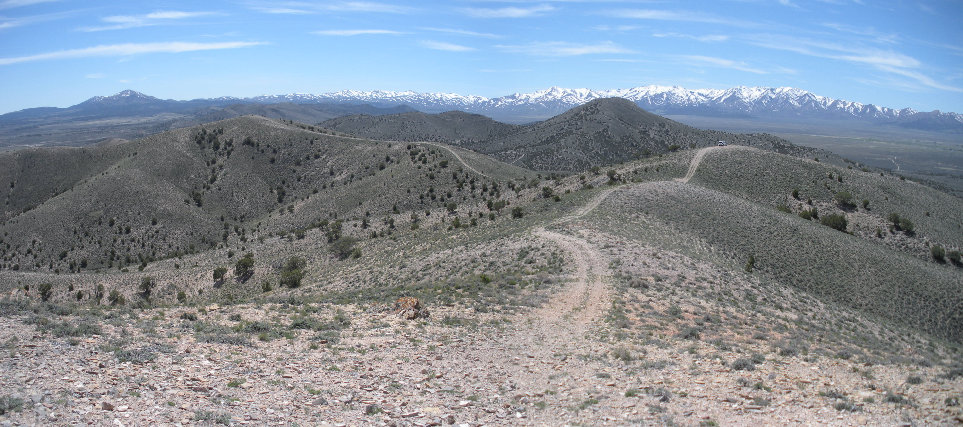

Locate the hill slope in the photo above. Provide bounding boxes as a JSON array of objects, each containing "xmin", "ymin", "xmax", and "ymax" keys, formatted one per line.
[
  {"xmin": 321, "ymin": 111, "xmax": 519, "ymax": 144},
  {"xmin": 0, "ymin": 116, "xmax": 534, "ymax": 273},
  {"xmin": 325, "ymin": 98, "xmax": 835, "ymax": 172}
]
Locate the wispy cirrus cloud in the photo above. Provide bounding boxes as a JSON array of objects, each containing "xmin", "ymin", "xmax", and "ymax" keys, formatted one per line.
[
  {"xmin": 497, "ymin": 41, "xmax": 632, "ymax": 56},
  {"xmin": 593, "ymin": 24, "xmax": 641, "ymax": 32},
  {"xmin": 604, "ymin": 9, "xmax": 761, "ymax": 28},
  {"xmin": 0, "ymin": 9, "xmax": 71, "ymax": 30},
  {"xmin": 821, "ymin": 22, "xmax": 899, "ymax": 44},
  {"xmin": 79, "ymin": 11, "xmax": 217, "ymax": 32},
  {"xmin": 746, "ymin": 33, "xmax": 961, "ymax": 92},
  {"xmin": 653, "ymin": 32, "xmax": 729, "ymax": 42},
  {"xmin": 420, "ymin": 27, "xmax": 502, "ymax": 39},
  {"xmin": 249, "ymin": 1, "xmax": 412, "ymax": 15},
  {"xmin": 313, "ymin": 29, "xmax": 403, "ymax": 36},
  {"xmin": 420, "ymin": 40, "xmax": 475, "ymax": 52},
  {"xmin": 463, "ymin": 4, "xmax": 554, "ymax": 18},
  {"xmin": 0, "ymin": 0, "xmax": 57, "ymax": 9},
  {"xmin": 0, "ymin": 41, "xmax": 266, "ymax": 66},
  {"xmin": 679, "ymin": 55, "xmax": 767, "ymax": 74}
]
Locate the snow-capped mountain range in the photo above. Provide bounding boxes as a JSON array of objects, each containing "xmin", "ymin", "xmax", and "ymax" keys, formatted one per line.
[
  {"xmin": 3, "ymin": 86, "xmax": 961, "ymax": 135},
  {"xmin": 243, "ymin": 85, "xmax": 962, "ymax": 130}
]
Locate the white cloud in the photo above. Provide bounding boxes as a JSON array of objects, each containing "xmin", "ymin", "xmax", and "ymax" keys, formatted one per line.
[
  {"xmin": 746, "ymin": 33, "xmax": 959, "ymax": 92},
  {"xmin": 420, "ymin": 40, "xmax": 475, "ymax": 52},
  {"xmin": 821, "ymin": 22, "xmax": 899, "ymax": 44},
  {"xmin": 84, "ymin": 73, "xmax": 106, "ymax": 79},
  {"xmin": 604, "ymin": 9, "xmax": 761, "ymax": 28},
  {"xmin": 679, "ymin": 55, "xmax": 767, "ymax": 74},
  {"xmin": 251, "ymin": 7, "xmax": 313, "ymax": 14},
  {"xmin": 497, "ymin": 41, "xmax": 633, "ymax": 56},
  {"xmin": 0, "ymin": 0, "xmax": 57, "ymax": 9},
  {"xmin": 420, "ymin": 27, "xmax": 502, "ymax": 39},
  {"xmin": 328, "ymin": 1, "xmax": 410, "ymax": 13},
  {"xmin": 652, "ymin": 32, "xmax": 729, "ymax": 42},
  {"xmin": 0, "ymin": 41, "xmax": 266, "ymax": 65},
  {"xmin": 249, "ymin": 1, "xmax": 411, "ymax": 15},
  {"xmin": 463, "ymin": 4, "xmax": 555, "ymax": 18},
  {"xmin": 313, "ymin": 29, "xmax": 402, "ymax": 36},
  {"xmin": 80, "ymin": 10, "xmax": 216, "ymax": 32},
  {"xmin": 593, "ymin": 24, "xmax": 641, "ymax": 32}
]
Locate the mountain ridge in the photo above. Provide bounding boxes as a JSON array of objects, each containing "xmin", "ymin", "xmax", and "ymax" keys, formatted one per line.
[
  {"xmin": 252, "ymin": 85, "xmax": 963, "ymax": 130},
  {"xmin": 5, "ymin": 85, "xmax": 960, "ymax": 132}
]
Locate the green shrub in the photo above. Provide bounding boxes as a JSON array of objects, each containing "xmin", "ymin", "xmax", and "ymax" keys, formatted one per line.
[
  {"xmin": 947, "ymin": 250, "xmax": 961, "ymax": 265},
  {"xmin": 280, "ymin": 257, "xmax": 307, "ymax": 288},
  {"xmin": 0, "ymin": 395, "xmax": 25, "ymax": 415},
  {"xmin": 38, "ymin": 283, "xmax": 52, "ymax": 302},
  {"xmin": 931, "ymin": 245, "xmax": 945, "ymax": 262},
  {"xmin": 887, "ymin": 212, "xmax": 901, "ymax": 226},
  {"xmin": 213, "ymin": 267, "xmax": 227, "ymax": 282},
  {"xmin": 899, "ymin": 218, "xmax": 915, "ymax": 234},
  {"xmin": 732, "ymin": 358, "xmax": 755, "ymax": 371},
  {"xmin": 511, "ymin": 207, "xmax": 524, "ymax": 219},
  {"xmin": 330, "ymin": 236, "xmax": 358, "ymax": 260},
  {"xmin": 820, "ymin": 214, "xmax": 848, "ymax": 232},
  {"xmin": 108, "ymin": 289, "xmax": 125, "ymax": 306},
  {"xmin": 834, "ymin": 191, "xmax": 854, "ymax": 208},
  {"xmin": 139, "ymin": 276, "xmax": 155, "ymax": 300},
  {"xmin": 234, "ymin": 253, "xmax": 255, "ymax": 280}
]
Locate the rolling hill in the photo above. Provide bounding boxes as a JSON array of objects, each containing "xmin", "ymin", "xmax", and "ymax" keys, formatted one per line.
[
  {"xmin": 0, "ymin": 115, "xmax": 534, "ymax": 273},
  {"xmin": 0, "ymin": 103, "xmax": 960, "ymax": 426},
  {"xmin": 325, "ymin": 98, "xmax": 837, "ymax": 172}
]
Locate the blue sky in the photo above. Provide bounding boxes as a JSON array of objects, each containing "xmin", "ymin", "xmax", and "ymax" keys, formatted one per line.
[{"xmin": 0, "ymin": 0, "xmax": 961, "ymax": 114}]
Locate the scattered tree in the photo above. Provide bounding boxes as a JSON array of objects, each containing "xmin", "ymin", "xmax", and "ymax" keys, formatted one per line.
[
  {"xmin": 38, "ymin": 283, "xmax": 52, "ymax": 302},
  {"xmin": 330, "ymin": 236, "xmax": 359, "ymax": 260},
  {"xmin": 511, "ymin": 207, "xmax": 524, "ymax": 219},
  {"xmin": 108, "ymin": 289, "xmax": 125, "ymax": 306},
  {"xmin": 834, "ymin": 191, "xmax": 854, "ymax": 209},
  {"xmin": 213, "ymin": 267, "xmax": 227, "ymax": 283},
  {"xmin": 235, "ymin": 253, "xmax": 255, "ymax": 281},
  {"xmin": 139, "ymin": 276, "xmax": 155, "ymax": 300},
  {"xmin": 280, "ymin": 257, "xmax": 307, "ymax": 288}
]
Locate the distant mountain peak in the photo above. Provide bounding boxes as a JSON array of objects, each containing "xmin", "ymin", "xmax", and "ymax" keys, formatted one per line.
[{"xmin": 79, "ymin": 89, "xmax": 159, "ymax": 106}]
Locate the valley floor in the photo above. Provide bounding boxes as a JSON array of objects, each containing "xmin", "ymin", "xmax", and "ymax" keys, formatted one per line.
[{"xmin": 1, "ymin": 147, "xmax": 961, "ymax": 426}]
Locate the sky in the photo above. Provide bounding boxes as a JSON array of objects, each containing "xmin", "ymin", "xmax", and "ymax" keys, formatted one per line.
[{"xmin": 0, "ymin": 0, "xmax": 961, "ymax": 114}]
